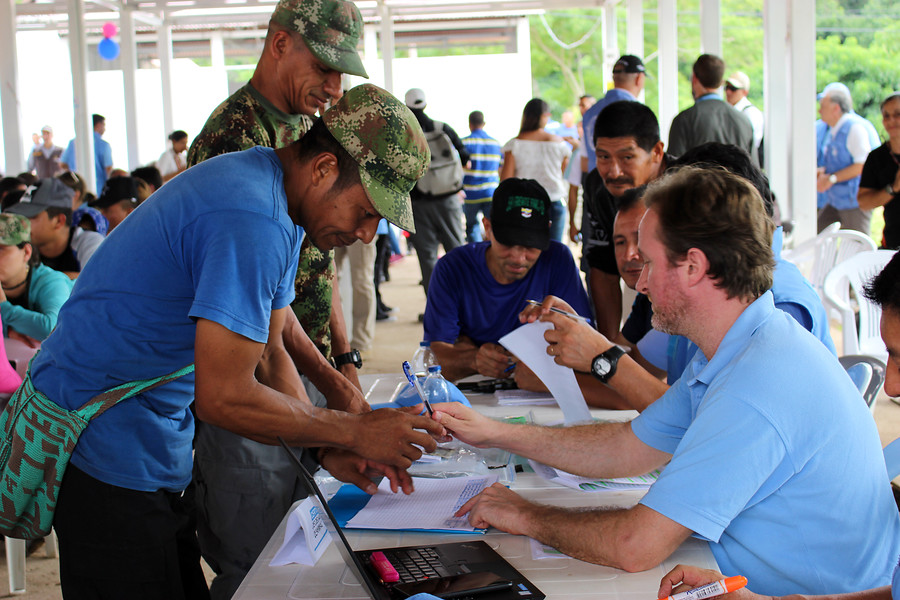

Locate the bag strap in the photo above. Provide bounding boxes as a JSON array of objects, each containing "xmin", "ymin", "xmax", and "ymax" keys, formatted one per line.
[{"xmin": 77, "ymin": 364, "xmax": 196, "ymax": 422}]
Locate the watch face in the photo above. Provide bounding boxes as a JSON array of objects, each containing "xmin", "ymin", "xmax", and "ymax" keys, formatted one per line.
[{"xmin": 594, "ymin": 357, "xmax": 611, "ymax": 376}]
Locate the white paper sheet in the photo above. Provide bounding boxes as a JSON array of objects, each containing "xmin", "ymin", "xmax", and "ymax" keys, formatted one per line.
[
  {"xmin": 500, "ymin": 321, "xmax": 592, "ymax": 424},
  {"xmin": 345, "ymin": 474, "xmax": 498, "ymax": 532},
  {"xmin": 529, "ymin": 460, "xmax": 660, "ymax": 492}
]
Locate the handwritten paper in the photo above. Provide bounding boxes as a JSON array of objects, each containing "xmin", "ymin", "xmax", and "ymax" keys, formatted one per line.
[
  {"xmin": 345, "ymin": 475, "xmax": 497, "ymax": 532},
  {"xmin": 500, "ymin": 321, "xmax": 592, "ymax": 424}
]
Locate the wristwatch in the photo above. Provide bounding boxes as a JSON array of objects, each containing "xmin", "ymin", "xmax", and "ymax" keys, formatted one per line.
[
  {"xmin": 828, "ymin": 173, "xmax": 838, "ymax": 185},
  {"xmin": 590, "ymin": 346, "xmax": 626, "ymax": 383},
  {"xmin": 331, "ymin": 349, "xmax": 362, "ymax": 369}
]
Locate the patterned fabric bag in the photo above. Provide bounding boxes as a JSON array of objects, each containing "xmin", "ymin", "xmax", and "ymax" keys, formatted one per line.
[{"xmin": 0, "ymin": 362, "xmax": 194, "ymax": 539}]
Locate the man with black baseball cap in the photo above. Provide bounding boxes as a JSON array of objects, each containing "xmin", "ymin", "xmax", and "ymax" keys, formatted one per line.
[
  {"xmin": 5, "ymin": 178, "xmax": 104, "ymax": 278},
  {"xmin": 90, "ymin": 176, "xmax": 141, "ymax": 232},
  {"xmin": 581, "ymin": 54, "xmax": 647, "ymax": 173},
  {"xmin": 422, "ymin": 177, "xmax": 592, "ymax": 382}
]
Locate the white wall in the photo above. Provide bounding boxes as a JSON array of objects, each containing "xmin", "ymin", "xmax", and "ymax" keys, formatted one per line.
[{"xmin": 5, "ymin": 31, "xmax": 532, "ymax": 178}]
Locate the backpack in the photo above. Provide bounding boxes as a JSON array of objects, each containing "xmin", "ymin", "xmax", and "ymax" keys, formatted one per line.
[{"xmin": 416, "ymin": 121, "xmax": 464, "ymax": 197}]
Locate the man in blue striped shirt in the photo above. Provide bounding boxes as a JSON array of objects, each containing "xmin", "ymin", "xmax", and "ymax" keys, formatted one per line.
[{"xmin": 461, "ymin": 111, "xmax": 503, "ymax": 242}]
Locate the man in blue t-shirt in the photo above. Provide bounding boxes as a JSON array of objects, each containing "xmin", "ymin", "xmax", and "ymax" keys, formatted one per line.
[
  {"xmin": 25, "ymin": 84, "xmax": 445, "ymax": 598},
  {"xmin": 424, "ymin": 177, "xmax": 592, "ymax": 383},
  {"xmin": 59, "ymin": 113, "xmax": 114, "ymax": 193},
  {"xmin": 433, "ymin": 167, "xmax": 900, "ymax": 597}
]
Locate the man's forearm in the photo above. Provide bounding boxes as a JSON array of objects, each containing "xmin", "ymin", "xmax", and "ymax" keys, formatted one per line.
[
  {"xmin": 590, "ymin": 268, "xmax": 622, "ymax": 339},
  {"xmin": 431, "ymin": 340, "xmax": 478, "ymax": 381},
  {"xmin": 523, "ymin": 503, "xmax": 689, "ymax": 572},
  {"xmin": 833, "ymin": 162, "xmax": 865, "ymax": 182},
  {"xmin": 607, "ymin": 356, "xmax": 670, "ymax": 412},
  {"xmin": 328, "ymin": 278, "xmax": 361, "ymax": 392},
  {"xmin": 492, "ymin": 420, "xmax": 667, "ymax": 480}
]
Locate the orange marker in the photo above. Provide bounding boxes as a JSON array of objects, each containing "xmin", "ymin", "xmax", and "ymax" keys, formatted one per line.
[{"xmin": 662, "ymin": 576, "xmax": 748, "ymax": 600}]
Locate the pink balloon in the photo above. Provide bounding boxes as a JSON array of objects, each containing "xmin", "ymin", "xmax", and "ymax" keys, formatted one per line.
[{"xmin": 102, "ymin": 22, "xmax": 117, "ymax": 38}]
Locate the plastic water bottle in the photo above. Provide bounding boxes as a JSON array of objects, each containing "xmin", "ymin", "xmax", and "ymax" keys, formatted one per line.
[
  {"xmin": 423, "ymin": 365, "xmax": 451, "ymax": 406},
  {"xmin": 411, "ymin": 341, "xmax": 436, "ymax": 376}
]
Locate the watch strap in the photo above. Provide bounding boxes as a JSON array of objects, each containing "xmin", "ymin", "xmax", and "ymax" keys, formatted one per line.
[{"xmin": 331, "ymin": 349, "xmax": 362, "ymax": 369}]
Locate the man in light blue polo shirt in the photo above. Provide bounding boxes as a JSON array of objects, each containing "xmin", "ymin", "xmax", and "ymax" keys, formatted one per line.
[
  {"xmin": 432, "ymin": 167, "xmax": 900, "ymax": 597},
  {"xmin": 60, "ymin": 114, "xmax": 113, "ymax": 192}
]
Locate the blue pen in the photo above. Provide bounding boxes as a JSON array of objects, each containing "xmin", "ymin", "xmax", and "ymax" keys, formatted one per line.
[
  {"xmin": 504, "ymin": 362, "xmax": 516, "ymax": 373},
  {"xmin": 402, "ymin": 360, "xmax": 434, "ymax": 416}
]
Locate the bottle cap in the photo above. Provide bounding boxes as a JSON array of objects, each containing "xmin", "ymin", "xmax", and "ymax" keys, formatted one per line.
[
  {"xmin": 420, "ymin": 341, "xmax": 430, "ymax": 347},
  {"xmin": 427, "ymin": 365, "xmax": 441, "ymax": 373}
]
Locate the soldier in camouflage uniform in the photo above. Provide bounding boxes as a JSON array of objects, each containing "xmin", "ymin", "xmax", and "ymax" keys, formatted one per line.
[{"xmin": 185, "ymin": 1, "xmax": 376, "ymax": 597}]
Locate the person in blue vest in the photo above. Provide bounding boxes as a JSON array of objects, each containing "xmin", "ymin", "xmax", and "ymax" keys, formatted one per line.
[
  {"xmin": 460, "ymin": 111, "xmax": 502, "ymax": 243},
  {"xmin": 816, "ymin": 82, "xmax": 880, "ymax": 235}
]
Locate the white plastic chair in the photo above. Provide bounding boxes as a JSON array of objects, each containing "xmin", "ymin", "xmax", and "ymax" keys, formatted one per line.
[
  {"xmin": 823, "ymin": 249, "xmax": 897, "ymax": 361},
  {"xmin": 839, "ymin": 354, "xmax": 886, "ymax": 413},
  {"xmin": 806, "ymin": 229, "xmax": 878, "ymax": 304},
  {"xmin": 5, "ymin": 529, "xmax": 57, "ymax": 595},
  {"xmin": 782, "ymin": 222, "xmax": 839, "ymax": 278}
]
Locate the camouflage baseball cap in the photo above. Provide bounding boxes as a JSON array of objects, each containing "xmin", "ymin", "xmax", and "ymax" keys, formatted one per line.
[
  {"xmin": 271, "ymin": 0, "xmax": 368, "ymax": 79},
  {"xmin": 323, "ymin": 83, "xmax": 429, "ymax": 233},
  {"xmin": 0, "ymin": 213, "xmax": 30, "ymax": 246}
]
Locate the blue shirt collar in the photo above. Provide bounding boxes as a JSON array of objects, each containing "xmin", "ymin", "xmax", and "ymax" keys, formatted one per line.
[
  {"xmin": 685, "ymin": 291, "xmax": 776, "ymax": 387},
  {"xmin": 696, "ymin": 93, "xmax": 722, "ymax": 102}
]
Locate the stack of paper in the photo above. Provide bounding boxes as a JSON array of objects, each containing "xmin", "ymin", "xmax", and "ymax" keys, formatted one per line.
[
  {"xmin": 495, "ymin": 389, "xmax": 556, "ymax": 406},
  {"xmin": 529, "ymin": 460, "xmax": 659, "ymax": 492}
]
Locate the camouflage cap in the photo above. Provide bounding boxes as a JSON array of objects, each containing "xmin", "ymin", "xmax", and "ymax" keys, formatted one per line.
[
  {"xmin": 323, "ymin": 83, "xmax": 429, "ymax": 233},
  {"xmin": 271, "ymin": 0, "xmax": 368, "ymax": 79},
  {"xmin": 0, "ymin": 213, "xmax": 30, "ymax": 247}
]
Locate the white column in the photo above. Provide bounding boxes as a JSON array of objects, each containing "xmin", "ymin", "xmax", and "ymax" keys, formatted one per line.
[
  {"xmin": 210, "ymin": 31, "xmax": 225, "ymax": 69},
  {"xmin": 363, "ymin": 24, "xmax": 377, "ymax": 63},
  {"xmin": 763, "ymin": 0, "xmax": 788, "ymax": 218},
  {"xmin": 625, "ymin": 0, "xmax": 644, "ymax": 58},
  {"xmin": 657, "ymin": 0, "xmax": 678, "ymax": 144},
  {"xmin": 120, "ymin": 6, "xmax": 140, "ymax": 169},
  {"xmin": 0, "ymin": 0, "xmax": 24, "ymax": 175},
  {"xmin": 603, "ymin": 3, "xmax": 619, "ymax": 93},
  {"xmin": 626, "ymin": 0, "xmax": 645, "ymax": 104},
  {"xmin": 157, "ymin": 15, "xmax": 175, "ymax": 137},
  {"xmin": 378, "ymin": 1, "xmax": 394, "ymax": 94},
  {"xmin": 787, "ymin": 0, "xmax": 817, "ymax": 244},
  {"xmin": 68, "ymin": 0, "xmax": 96, "ymax": 194},
  {"xmin": 700, "ymin": 0, "xmax": 722, "ymax": 58}
]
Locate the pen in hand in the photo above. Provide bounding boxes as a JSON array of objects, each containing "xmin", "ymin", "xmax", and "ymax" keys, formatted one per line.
[
  {"xmin": 525, "ymin": 299, "xmax": 590, "ymax": 323},
  {"xmin": 402, "ymin": 360, "xmax": 433, "ymax": 416},
  {"xmin": 661, "ymin": 576, "xmax": 748, "ymax": 600}
]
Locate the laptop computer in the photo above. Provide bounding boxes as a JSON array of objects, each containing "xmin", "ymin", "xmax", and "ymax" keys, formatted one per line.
[{"xmin": 278, "ymin": 438, "xmax": 545, "ymax": 600}]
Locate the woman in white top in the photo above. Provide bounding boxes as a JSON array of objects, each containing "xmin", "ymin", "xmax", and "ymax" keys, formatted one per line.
[
  {"xmin": 156, "ymin": 130, "xmax": 188, "ymax": 183},
  {"xmin": 501, "ymin": 98, "xmax": 570, "ymax": 241}
]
